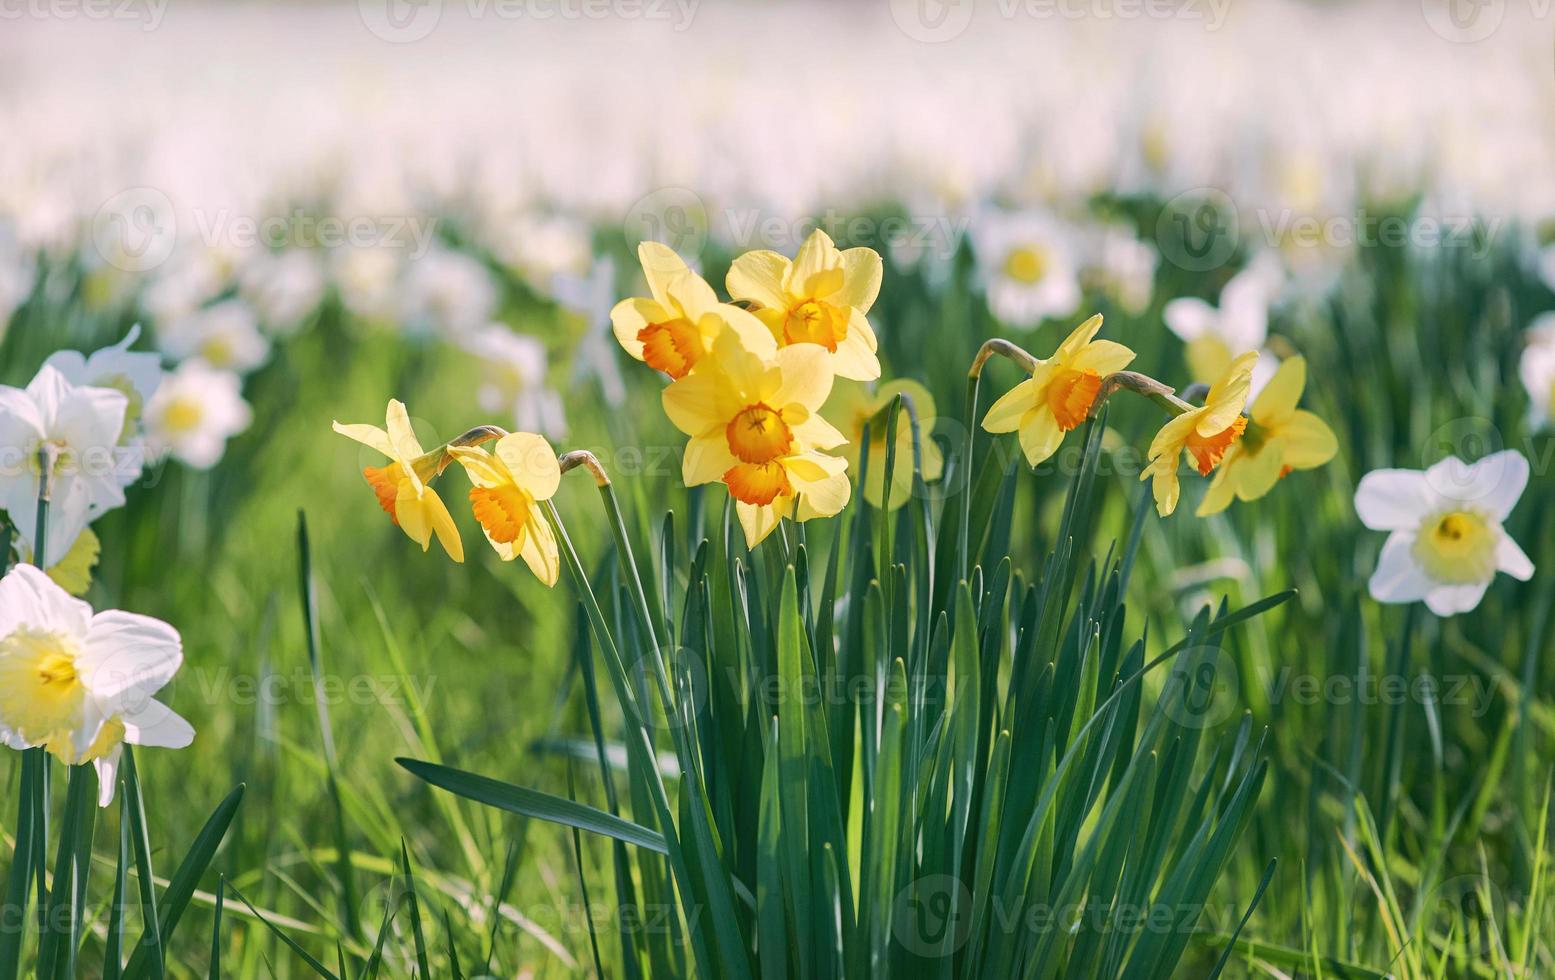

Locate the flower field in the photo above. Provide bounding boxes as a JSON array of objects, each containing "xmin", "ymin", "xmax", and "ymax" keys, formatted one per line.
[{"xmin": 2, "ymin": 2, "xmax": 1555, "ymax": 976}]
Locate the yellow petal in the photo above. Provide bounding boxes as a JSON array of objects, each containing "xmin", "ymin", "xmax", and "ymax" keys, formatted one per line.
[
  {"xmin": 1017, "ymin": 406, "xmax": 1065, "ymax": 467},
  {"xmin": 683, "ymin": 434, "xmax": 737, "ymax": 486},
  {"xmin": 772, "ymin": 343, "xmax": 836, "ymax": 412},
  {"xmin": 1195, "ymin": 351, "xmax": 1258, "ymax": 436},
  {"xmin": 1196, "ymin": 465, "xmax": 1237, "ymax": 517},
  {"xmin": 788, "ymin": 453, "xmax": 851, "ymax": 520},
  {"xmin": 448, "ymin": 445, "xmax": 506, "ymax": 489},
  {"xmin": 1147, "ymin": 411, "xmax": 1200, "ymax": 464},
  {"xmin": 662, "ymin": 372, "xmax": 724, "ymax": 437},
  {"xmin": 495, "ymin": 432, "xmax": 561, "ymax": 500},
  {"xmin": 982, "ymin": 378, "xmax": 1038, "ymax": 433},
  {"xmin": 610, "ymin": 297, "xmax": 668, "ymax": 360},
  {"xmin": 833, "ymin": 247, "xmax": 883, "ymax": 312},
  {"xmin": 1250, "ymin": 355, "xmax": 1305, "ymax": 426},
  {"xmin": 1185, "ymin": 335, "xmax": 1234, "ymax": 386},
  {"xmin": 727, "ymin": 250, "xmax": 791, "ymax": 309},
  {"xmin": 332, "ymin": 421, "xmax": 396, "ymax": 458},
  {"xmin": 1053, "ymin": 314, "xmax": 1105, "ymax": 362},
  {"xmin": 47, "ymin": 527, "xmax": 100, "ymax": 596},
  {"xmin": 1147, "ymin": 459, "xmax": 1181, "ymax": 517},
  {"xmin": 792, "ymin": 413, "xmax": 848, "ymax": 452},
  {"xmin": 1070, "ymin": 339, "xmax": 1136, "ymax": 377},
  {"xmin": 638, "ymin": 242, "xmax": 692, "ymax": 307},
  {"xmin": 830, "ymin": 323, "xmax": 881, "ymax": 382},
  {"xmin": 396, "ymin": 480, "xmax": 433, "ymax": 550},
  {"xmin": 735, "ymin": 500, "xmax": 783, "ymax": 549},
  {"xmin": 425, "ymin": 488, "xmax": 464, "ymax": 563},
  {"xmin": 1279, "ymin": 410, "xmax": 1338, "ymax": 469},
  {"xmin": 714, "ymin": 305, "xmax": 780, "ymax": 361},
  {"xmin": 385, "ymin": 399, "xmax": 426, "ymax": 471},
  {"xmin": 519, "ymin": 511, "xmax": 560, "ymax": 586},
  {"xmin": 789, "ymin": 230, "xmax": 839, "ymax": 296},
  {"xmin": 1231, "ymin": 441, "xmax": 1286, "ymax": 501},
  {"xmin": 847, "ymin": 309, "xmax": 880, "ymax": 353},
  {"xmin": 667, "ymin": 268, "xmax": 722, "ymax": 323}
]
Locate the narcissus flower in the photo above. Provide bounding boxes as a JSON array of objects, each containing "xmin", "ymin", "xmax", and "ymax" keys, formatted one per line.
[
  {"xmin": 1519, "ymin": 312, "xmax": 1555, "ymax": 431},
  {"xmin": 824, "ymin": 378, "xmax": 944, "ymax": 510},
  {"xmin": 447, "ymin": 432, "xmax": 561, "ymax": 586},
  {"xmin": 1197, "ymin": 356, "xmax": 1338, "ymax": 515},
  {"xmin": 0, "ymin": 564, "xmax": 193, "ymax": 807},
  {"xmin": 1163, "ymin": 259, "xmax": 1279, "ymax": 393},
  {"xmin": 144, "ymin": 359, "xmax": 252, "ymax": 470},
  {"xmin": 332, "ymin": 399, "xmax": 463, "ymax": 562},
  {"xmin": 726, "ymin": 230, "xmax": 883, "ymax": 381},
  {"xmin": 1356, "ymin": 451, "xmax": 1533, "ymax": 616},
  {"xmin": 0, "ymin": 364, "xmax": 129, "ymax": 567},
  {"xmin": 972, "ymin": 210, "xmax": 1082, "ymax": 328},
  {"xmin": 1141, "ymin": 350, "xmax": 1258, "ymax": 517},
  {"xmin": 981, "ymin": 314, "xmax": 1135, "ymax": 467},
  {"xmin": 663, "ymin": 331, "xmax": 851, "ymax": 547},
  {"xmin": 612, "ymin": 243, "xmax": 775, "ymax": 380}
]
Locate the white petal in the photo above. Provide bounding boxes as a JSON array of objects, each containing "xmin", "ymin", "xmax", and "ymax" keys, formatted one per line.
[
  {"xmin": 93, "ymin": 746, "xmax": 123, "ymax": 808},
  {"xmin": 0, "ymin": 563, "xmax": 92, "ymax": 640},
  {"xmin": 1354, "ymin": 469, "xmax": 1439, "ymax": 530},
  {"xmin": 1496, "ymin": 532, "xmax": 1535, "ymax": 581},
  {"xmin": 1367, "ymin": 532, "xmax": 1433, "ymax": 604},
  {"xmin": 78, "ymin": 610, "xmax": 183, "ymax": 707},
  {"xmin": 121, "ymin": 699, "xmax": 195, "ymax": 749},
  {"xmin": 1426, "ymin": 450, "xmax": 1529, "ymax": 519},
  {"xmin": 1424, "ymin": 581, "xmax": 1490, "ymax": 617},
  {"xmin": 23, "ymin": 364, "xmax": 73, "ymax": 429},
  {"xmin": 1163, "ymin": 297, "xmax": 1216, "ymax": 342}
]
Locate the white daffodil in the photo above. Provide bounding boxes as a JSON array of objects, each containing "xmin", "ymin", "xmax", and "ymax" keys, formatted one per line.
[
  {"xmin": 160, "ymin": 299, "xmax": 271, "ymax": 375},
  {"xmin": 239, "ymin": 248, "xmax": 327, "ymax": 335},
  {"xmin": 972, "ymin": 210, "xmax": 1081, "ymax": 328},
  {"xmin": 333, "ymin": 243, "xmax": 403, "ymax": 323},
  {"xmin": 144, "ymin": 360, "xmax": 252, "ymax": 470},
  {"xmin": 399, "ymin": 246, "xmax": 498, "ymax": 339},
  {"xmin": 1163, "ymin": 260, "xmax": 1282, "ymax": 396},
  {"xmin": 0, "ymin": 564, "xmax": 193, "ymax": 807},
  {"xmin": 43, "ymin": 326, "xmax": 164, "ymax": 454},
  {"xmin": 0, "ymin": 365, "xmax": 129, "ymax": 567},
  {"xmin": 1518, "ymin": 312, "xmax": 1555, "ymax": 431},
  {"xmin": 1082, "ymin": 223, "xmax": 1157, "ymax": 316},
  {"xmin": 1356, "ymin": 450, "xmax": 1534, "ymax": 617},
  {"xmin": 462, "ymin": 325, "xmax": 567, "ymax": 439}
]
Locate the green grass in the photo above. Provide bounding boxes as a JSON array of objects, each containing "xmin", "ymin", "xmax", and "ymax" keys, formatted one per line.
[{"xmin": 1, "ymin": 199, "xmax": 1553, "ymax": 976}]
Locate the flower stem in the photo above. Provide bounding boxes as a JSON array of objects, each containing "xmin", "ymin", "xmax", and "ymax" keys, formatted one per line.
[{"xmin": 32, "ymin": 446, "xmax": 53, "ymax": 568}]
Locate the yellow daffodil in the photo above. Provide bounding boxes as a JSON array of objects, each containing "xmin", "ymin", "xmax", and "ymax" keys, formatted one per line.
[
  {"xmin": 726, "ymin": 229, "xmax": 883, "ymax": 381},
  {"xmin": 981, "ymin": 314, "xmax": 1136, "ymax": 466},
  {"xmin": 611, "ymin": 242, "xmax": 775, "ymax": 380},
  {"xmin": 1197, "ymin": 356, "xmax": 1338, "ymax": 516},
  {"xmin": 824, "ymin": 379, "xmax": 944, "ymax": 510},
  {"xmin": 662, "ymin": 329, "xmax": 851, "ymax": 547},
  {"xmin": 447, "ymin": 432, "xmax": 561, "ymax": 586},
  {"xmin": 1141, "ymin": 350, "xmax": 1259, "ymax": 517},
  {"xmin": 333, "ymin": 399, "xmax": 464, "ymax": 562}
]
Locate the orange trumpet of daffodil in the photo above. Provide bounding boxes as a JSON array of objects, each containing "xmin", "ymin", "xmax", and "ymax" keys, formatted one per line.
[{"xmin": 447, "ymin": 432, "xmax": 561, "ymax": 586}]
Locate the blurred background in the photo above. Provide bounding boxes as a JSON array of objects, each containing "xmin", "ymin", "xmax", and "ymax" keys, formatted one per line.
[{"xmin": 3, "ymin": 0, "xmax": 1555, "ymax": 974}]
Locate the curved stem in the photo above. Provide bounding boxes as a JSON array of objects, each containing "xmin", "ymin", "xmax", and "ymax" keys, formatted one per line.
[
  {"xmin": 559, "ymin": 450, "xmax": 612, "ymax": 487},
  {"xmin": 1088, "ymin": 371, "xmax": 1196, "ymax": 420}
]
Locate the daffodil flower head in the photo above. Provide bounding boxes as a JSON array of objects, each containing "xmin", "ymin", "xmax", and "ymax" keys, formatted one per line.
[
  {"xmin": 1142, "ymin": 350, "xmax": 1259, "ymax": 517},
  {"xmin": 447, "ymin": 432, "xmax": 562, "ymax": 586},
  {"xmin": 1197, "ymin": 355, "xmax": 1338, "ymax": 516},
  {"xmin": 825, "ymin": 378, "xmax": 944, "ymax": 510},
  {"xmin": 1356, "ymin": 451, "xmax": 1533, "ymax": 616},
  {"xmin": 726, "ymin": 229, "xmax": 883, "ymax": 381},
  {"xmin": 981, "ymin": 314, "xmax": 1136, "ymax": 467},
  {"xmin": 663, "ymin": 330, "xmax": 852, "ymax": 547},
  {"xmin": 611, "ymin": 242, "xmax": 776, "ymax": 380},
  {"xmin": 0, "ymin": 564, "xmax": 193, "ymax": 807},
  {"xmin": 332, "ymin": 399, "xmax": 464, "ymax": 562}
]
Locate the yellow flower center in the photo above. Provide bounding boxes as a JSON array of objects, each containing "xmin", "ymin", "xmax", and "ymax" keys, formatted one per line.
[
  {"xmin": 726, "ymin": 403, "xmax": 793, "ymax": 465},
  {"xmin": 1413, "ymin": 510, "xmax": 1497, "ymax": 584},
  {"xmin": 638, "ymin": 317, "xmax": 702, "ymax": 379},
  {"xmin": 161, "ymin": 397, "xmax": 205, "ymax": 434},
  {"xmin": 1046, "ymin": 368, "xmax": 1102, "ymax": 431},
  {"xmin": 469, "ymin": 484, "xmax": 535, "ymax": 546},
  {"xmin": 0, "ymin": 628, "xmax": 88, "ymax": 761},
  {"xmin": 1003, "ymin": 245, "xmax": 1049, "ymax": 285},
  {"xmin": 782, "ymin": 299, "xmax": 849, "ymax": 351},
  {"xmin": 200, "ymin": 337, "xmax": 234, "ymax": 369},
  {"xmin": 1185, "ymin": 416, "xmax": 1248, "ymax": 476}
]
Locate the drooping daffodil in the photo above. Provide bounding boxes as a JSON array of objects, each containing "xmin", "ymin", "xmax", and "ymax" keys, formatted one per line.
[
  {"xmin": 447, "ymin": 432, "xmax": 561, "ymax": 586},
  {"xmin": 824, "ymin": 378, "xmax": 944, "ymax": 510},
  {"xmin": 332, "ymin": 399, "xmax": 463, "ymax": 562},
  {"xmin": 1142, "ymin": 350, "xmax": 1258, "ymax": 517}
]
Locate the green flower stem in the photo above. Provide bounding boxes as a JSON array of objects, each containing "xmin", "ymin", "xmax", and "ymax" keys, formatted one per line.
[
  {"xmin": 964, "ymin": 338, "xmax": 1039, "ymax": 580},
  {"xmin": 32, "ymin": 445, "xmax": 53, "ymax": 568}
]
